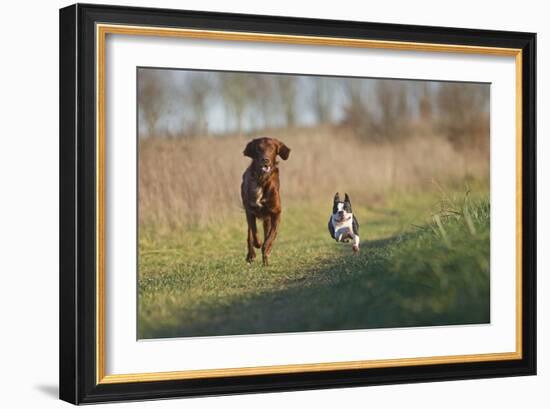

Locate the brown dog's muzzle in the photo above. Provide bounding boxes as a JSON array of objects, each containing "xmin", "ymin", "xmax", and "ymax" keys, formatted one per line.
[{"xmin": 259, "ymin": 157, "xmax": 272, "ymax": 174}]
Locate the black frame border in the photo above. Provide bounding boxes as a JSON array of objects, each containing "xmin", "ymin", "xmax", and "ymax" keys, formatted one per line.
[{"xmin": 59, "ymin": 3, "xmax": 536, "ymax": 404}]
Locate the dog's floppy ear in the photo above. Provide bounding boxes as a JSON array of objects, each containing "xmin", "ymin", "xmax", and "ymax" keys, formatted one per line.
[
  {"xmin": 334, "ymin": 192, "xmax": 340, "ymax": 203},
  {"xmin": 275, "ymin": 139, "xmax": 291, "ymax": 160},
  {"xmin": 243, "ymin": 139, "xmax": 257, "ymax": 158},
  {"xmin": 344, "ymin": 193, "xmax": 351, "ymax": 204}
]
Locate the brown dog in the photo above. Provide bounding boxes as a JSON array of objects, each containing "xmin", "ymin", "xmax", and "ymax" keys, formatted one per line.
[{"xmin": 241, "ymin": 137, "xmax": 291, "ymax": 266}]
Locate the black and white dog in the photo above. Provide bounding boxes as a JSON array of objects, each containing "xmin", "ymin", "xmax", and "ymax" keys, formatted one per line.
[{"xmin": 328, "ymin": 193, "xmax": 360, "ymax": 253}]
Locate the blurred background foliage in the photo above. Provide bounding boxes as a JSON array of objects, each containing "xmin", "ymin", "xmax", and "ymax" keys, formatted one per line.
[{"xmin": 138, "ymin": 69, "xmax": 489, "ymax": 150}]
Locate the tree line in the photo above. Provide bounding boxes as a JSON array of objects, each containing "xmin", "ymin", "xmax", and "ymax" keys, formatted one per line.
[{"xmin": 138, "ymin": 69, "xmax": 489, "ymax": 149}]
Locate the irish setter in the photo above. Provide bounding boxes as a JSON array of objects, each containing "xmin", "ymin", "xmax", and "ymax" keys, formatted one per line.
[{"xmin": 241, "ymin": 137, "xmax": 291, "ymax": 266}]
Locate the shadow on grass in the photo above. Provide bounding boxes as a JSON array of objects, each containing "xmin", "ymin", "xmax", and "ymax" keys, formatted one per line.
[
  {"xmin": 141, "ymin": 228, "xmax": 490, "ymax": 339},
  {"xmin": 366, "ymin": 230, "xmax": 421, "ymax": 250}
]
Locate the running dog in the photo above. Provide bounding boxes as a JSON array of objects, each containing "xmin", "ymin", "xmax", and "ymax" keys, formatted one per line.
[
  {"xmin": 328, "ymin": 192, "xmax": 360, "ymax": 253},
  {"xmin": 241, "ymin": 137, "xmax": 291, "ymax": 266}
]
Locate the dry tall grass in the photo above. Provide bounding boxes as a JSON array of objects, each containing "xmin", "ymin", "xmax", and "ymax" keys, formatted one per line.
[{"xmin": 139, "ymin": 126, "xmax": 489, "ymax": 232}]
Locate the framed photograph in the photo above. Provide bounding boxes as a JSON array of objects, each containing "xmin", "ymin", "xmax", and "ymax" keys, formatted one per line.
[{"xmin": 59, "ymin": 3, "xmax": 536, "ymax": 404}]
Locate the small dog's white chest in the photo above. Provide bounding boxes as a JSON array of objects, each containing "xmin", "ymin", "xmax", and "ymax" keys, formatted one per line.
[
  {"xmin": 332, "ymin": 216, "xmax": 353, "ymax": 231},
  {"xmin": 332, "ymin": 216, "xmax": 354, "ymax": 241}
]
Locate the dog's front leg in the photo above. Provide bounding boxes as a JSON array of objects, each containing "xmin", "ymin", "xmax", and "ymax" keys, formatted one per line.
[
  {"xmin": 262, "ymin": 213, "xmax": 280, "ymax": 266},
  {"xmin": 246, "ymin": 211, "xmax": 260, "ymax": 262},
  {"xmin": 352, "ymin": 234, "xmax": 360, "ymax": 253}
]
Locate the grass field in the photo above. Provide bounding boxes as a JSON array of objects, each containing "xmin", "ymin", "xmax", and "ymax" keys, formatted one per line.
[{"xmin": 138, "ymin": 187, "xmax": 490, "ymax": 339}]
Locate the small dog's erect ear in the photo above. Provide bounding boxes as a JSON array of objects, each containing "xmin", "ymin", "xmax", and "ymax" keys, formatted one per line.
[
  {"xmin": 344, "ymin": 193, "xmax": 351, "ymax": 204},
  {"xmin": 243, "ymin": 139, "xmax": 257, "ymax": 158},
  {"xmin": 334, "ymin": 192, "xmax": 340, "ymax": 203},
  {"xmin": 275, "ymin": 139, "xmax": 291, "ymax": 160}
]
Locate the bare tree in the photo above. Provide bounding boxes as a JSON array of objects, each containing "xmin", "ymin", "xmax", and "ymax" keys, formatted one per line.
[
  {"xmin": 311, "ymin": 77, "xmax": 333, "ymax": 123},
  {"xmin": 341, "ymin": 78, "xmax": 369, "ymax": 129},
  {"xmin": 418, "ymin": 82, "xmax": 433, "ymax": 122},
  {"xmin": 138, "ymin": 70, "xmax": 166, "ymax": 137},
  {"xmin": 220, "ymin": 73, "xmax": 250, "ymax": 134},
  {"xmin": 249, "ymin": 75, "xmax": 277, "ymax": 130},
  {"xmin": 276, "ymin": 76, "xmax": 296, "ymax": 127},
  {"xmin": 185, "ymin": 72, "xmax": 212, "ymax": 136},
  {"xmin": 437, "ymin": 83, "xmax": 490, "ymax": 149},
  {"xmin": 341, "ymin": 79, "xmax": 412, "ymax": 142},
  {"xmin": 375, "ymin": 80, "xmax": 410, "ymax": 139}
]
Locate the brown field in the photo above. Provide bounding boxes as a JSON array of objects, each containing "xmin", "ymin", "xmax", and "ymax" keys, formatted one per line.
[{"xmin": 139, "ymin": 125, "xmax": 489, "ymax": 233}]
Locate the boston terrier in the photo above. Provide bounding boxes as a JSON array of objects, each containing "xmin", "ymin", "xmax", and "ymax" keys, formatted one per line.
[{"xmin": 328, "ymin": 192, "xmax": 360, "ymax": 253}]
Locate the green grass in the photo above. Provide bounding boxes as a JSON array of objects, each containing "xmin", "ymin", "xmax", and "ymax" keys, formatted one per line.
[{"xmin": 138, "ymin": 189, "xmax": 490, "ymax": 339}]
